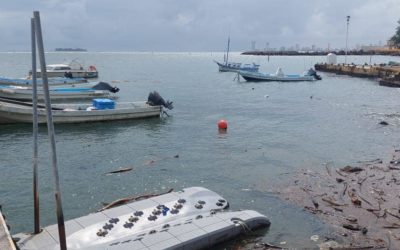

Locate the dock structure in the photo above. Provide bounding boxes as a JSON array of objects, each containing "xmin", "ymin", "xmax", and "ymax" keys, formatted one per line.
[
  {"xmin": 314, "ymin": 63, "xmax": 400, "ymax": 87},
  {"xmin": 0, "ymin": 209, "xmax": 16, "ymax": 250}
]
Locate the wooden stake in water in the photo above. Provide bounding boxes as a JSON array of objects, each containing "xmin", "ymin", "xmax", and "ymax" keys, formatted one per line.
[
  {"xmin": 31, "ymin": 17, "xmax": 40, "ymax": 235},
  {"xmin": 33, "ymin": 11, "xmax": 67, "ymax": 250}
]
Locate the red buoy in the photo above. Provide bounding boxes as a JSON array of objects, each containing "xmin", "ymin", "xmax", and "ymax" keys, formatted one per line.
[{"xmin": 218, "ymin": 119, "xmax": 228, "ymax": 130}]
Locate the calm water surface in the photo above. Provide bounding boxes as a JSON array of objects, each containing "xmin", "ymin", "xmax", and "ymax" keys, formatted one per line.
[{"xmin": 1, "ymin": 52, "xmax": 400, "ymax": 248}]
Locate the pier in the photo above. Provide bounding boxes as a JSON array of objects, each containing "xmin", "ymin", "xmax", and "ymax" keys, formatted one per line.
[
  {"xmin": 314, "ymin": 63, "xmax": 400, "ymax": 87},
  {"xmin": 0, "ymin": 209, "xmax": 16, "ymax": 250}
]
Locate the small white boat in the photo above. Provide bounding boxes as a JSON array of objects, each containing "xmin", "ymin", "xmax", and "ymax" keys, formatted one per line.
[
  {"xmin": 240, "ymin": 67, "xmax": 322, "ymax": 82},
  {"xmin": 14, "ymin": 187, "xmax": 270, "ymax": 250},
  {"xmin": 30, "ymin": 60, "xmax": 99, "ymax": 78},
  {"xmin": 0, "ymin": 100, "xmax": 161, "ymax": 124},
  {"xmin": 214, "ymin": 37, "xmax": 260, "ymax": 73},
  {"xmin": 214, "ymin": 60, "xmax": 260, "ymax": 73},
  {"xmin": 0, "ymin": 76, "xmax": 88, "ymax": 86},
  {"xmin": 0, "ymin": 82, "xmax": 119, "ymax": 101},
  {"xmin": 0, "ymin": 91, "xmax": 172, "ymax": 124}
]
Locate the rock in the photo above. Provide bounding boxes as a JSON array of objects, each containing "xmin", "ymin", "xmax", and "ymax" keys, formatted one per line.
[{"xmin": 379, "ymin": 121, "xmax": 389, "ymax": 125}]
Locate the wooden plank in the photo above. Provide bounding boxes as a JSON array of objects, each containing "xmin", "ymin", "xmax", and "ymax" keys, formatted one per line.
[{"xmin": 0, "ymin": 209, "xmax": 16, "ymax": 250}]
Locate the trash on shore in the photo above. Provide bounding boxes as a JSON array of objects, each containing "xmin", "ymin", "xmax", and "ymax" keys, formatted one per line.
[{"xmin": 277, "ymin": 149, "xmax": 400, "ymax": 249}]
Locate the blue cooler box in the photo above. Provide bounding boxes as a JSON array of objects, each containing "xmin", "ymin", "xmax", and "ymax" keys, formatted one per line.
[{"xmin": 92, "ymin": 98, "xmax": 115, "ymax": 110}]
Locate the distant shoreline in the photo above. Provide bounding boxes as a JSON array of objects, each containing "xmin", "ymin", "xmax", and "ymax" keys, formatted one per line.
[
  {"xmin": 54, "ymin": 48, "xmax": 87, "ymax": 52},
  {"xmin": 242, "ymin": 50, "xmax": 400, "ymax": 56}
]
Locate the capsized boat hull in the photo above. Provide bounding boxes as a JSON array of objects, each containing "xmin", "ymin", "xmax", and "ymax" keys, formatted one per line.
[
  {"xmin": 0, "ymin": 101, "xmax": 161, "ymax": 124},
  {"xmin": 14, "ymin": 187, "xmax": 270, "ymax": 250}
]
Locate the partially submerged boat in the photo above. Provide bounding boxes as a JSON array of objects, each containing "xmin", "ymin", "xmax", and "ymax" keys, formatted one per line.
[
  {"xmin": 0, "ymin": 76, "xmax": 87, "ymax": 86},
  {"xmin": 14, "ymin": 187, "xmax": 270, "ymax": 250},
  {"xmin": 0, "ymin": 82, "xmax": 119, "ymax": 101},
  {"xmin": 214, "ymin": 37, "xmax": 260, "ymax": 73},
  {"xmin": 240, "ymin": 67, "xmax": 322, "ymax": 82},
  {"xmin": 29, "ymin": 60, "xmax": 99, "ymax": 78}
]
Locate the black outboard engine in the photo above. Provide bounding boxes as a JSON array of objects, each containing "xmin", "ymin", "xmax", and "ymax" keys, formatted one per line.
[
  {"xmin": 91, "ymin": 82, "xmax": 120, "ymax": 93},
  {"xmin": 307, "ymin": 68, "xmax": 322, "ymax": 80},
  {"xmin": 147, "ymin": 91, "xmax": 173, "ymax": 110}
]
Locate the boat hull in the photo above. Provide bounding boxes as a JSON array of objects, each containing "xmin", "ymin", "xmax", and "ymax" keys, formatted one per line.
[
  {"xmin": 0, "ymin": 76, "xmax": 88, "ymax": 86},
  {"xmin": 0, "ymin": 101, "xmax": 161, "ymax": 124},
  {"xmin": 240, "ymin": 71, "xmax": 316, "ymax": 82},
  {"xmin": 36, "ymin": 70, "xmax": 98, "ymax": 79},
  {"xmin": 215, "ymin": 61, "xmax": 259, "ymax": 73},
  {"xmin": 0, "ymin": 88, "xmax": 113, "ymax": 101},
  {"xmin": 14, "ymin": 187, "xmax": 270, "ymax": 250}
]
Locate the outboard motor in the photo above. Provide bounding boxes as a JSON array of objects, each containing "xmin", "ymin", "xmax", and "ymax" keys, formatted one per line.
[
  {"xmin": 147, "ymin": 91, "xmax": 173, "ymax": 110},
  {"xmin": 307, "ymin": 68, "xmax": 322, "ymax": 80},
  {"xmin": 91, "ymin": 82, "xmax": 120, "ymax": 93}
]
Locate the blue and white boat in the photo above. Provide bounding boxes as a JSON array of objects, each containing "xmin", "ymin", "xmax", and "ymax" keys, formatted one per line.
[
  {"xmin": 0, "ymin": 82, "xmax": 119, "ymax": 101},
  {"xmin": 0, "ymin": 76, "xmax": 87, "ymax": 86},
  {"xmin": 214, "ymin": 37, "xmax": 260, "ymax": 73},
  {"xmin": 239, "ymin": 68, "xmax": 322, "ymax": 82}
]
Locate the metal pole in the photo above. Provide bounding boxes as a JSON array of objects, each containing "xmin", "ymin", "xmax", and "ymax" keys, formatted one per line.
[
  {"xmin": 31, "ymin": 17, "xmax": 40, "ymax": 235},
  {"xmin": 33, "ymin": 11, "xmax": 67, "ymax": 250},
  {"xmin": 226, "ymin": 36, "xmax": 230, "ymax": 65},
  {"xmin": 345, "ymin": 15, "xmax": 350, "ymax": 64}
]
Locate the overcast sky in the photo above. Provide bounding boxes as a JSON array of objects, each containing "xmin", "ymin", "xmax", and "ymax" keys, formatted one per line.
[{"xmin": 1, "ymin": 0, "xmax": 399, "ymax": 52}]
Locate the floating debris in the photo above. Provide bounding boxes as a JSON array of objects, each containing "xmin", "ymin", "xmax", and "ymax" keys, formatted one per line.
[
  {"xmin": 103, "ymin": 167, "xmax": 133, "ymax": 175},
  {"xmin": 278, "ymin": 150, "xmax": 400, "ymax": 248}
]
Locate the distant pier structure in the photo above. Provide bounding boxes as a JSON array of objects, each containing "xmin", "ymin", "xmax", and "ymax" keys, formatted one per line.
[{"xmin": 315, "ymin": 54, "xmax": 400, "ymax": 87}]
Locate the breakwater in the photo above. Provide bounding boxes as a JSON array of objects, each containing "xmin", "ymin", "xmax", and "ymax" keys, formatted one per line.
[
  {"xmin": 314, "ymin": 63, "xmax": 400, "ymax": 87},
  {"xmin": 242, "ymin": 50, "xmax": 400, "ymax": 56}
]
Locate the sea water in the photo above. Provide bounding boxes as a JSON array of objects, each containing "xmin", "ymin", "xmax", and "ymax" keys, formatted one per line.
[{"xmin": 1, "ymin": 52, "xmax": 400, "ymax": 248}]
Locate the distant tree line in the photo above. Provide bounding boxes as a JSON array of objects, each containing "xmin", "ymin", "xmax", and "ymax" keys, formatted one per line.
[{"xmin": 390, "ymin": 19, "xmax": 400, "ymax": 48}]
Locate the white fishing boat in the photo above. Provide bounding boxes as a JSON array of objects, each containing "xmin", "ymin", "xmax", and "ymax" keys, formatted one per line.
[
  {"xmin": 0, "ymin": 76, "xmax": 87, "ymax": 86},
  {"xmin": 0, "ymin": 82, "xmax": 119, "ymax": 101},
  {"xmin": 29, "ymin": 59, "xmax": 99, "ymax": 78},
  {"xmin": 239, "ymin": 67, "xmax": 322, "ymax": 82},
  {"xmin": 13, "ymin": 187, "xmax": 270, "ymax": 250},
  {"xmin": 214, "ymin": 37, "xmax": 260, "ymax": 73}
]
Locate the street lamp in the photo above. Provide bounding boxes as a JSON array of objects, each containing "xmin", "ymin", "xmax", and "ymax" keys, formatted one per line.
[{"xmin": 345, "ymin": 15, "xmax": 350, "ymax": 64}]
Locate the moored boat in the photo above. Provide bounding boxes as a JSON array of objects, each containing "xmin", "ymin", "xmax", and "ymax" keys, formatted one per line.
[
  {"xmin": 0, "ymin": 82, "xmax": 119, "ymax": 101},
  {"xmin": 29, "ymin": 60, "xmax": 99, "ymax": 78},
  {"xmin": 0, "ymin": 76, "xmax": 87, "ymax": 86},
  {"xmin": 0, "ymin": 91, "xmax": 172, "ymax": 124},
  {"xmin": 214, "ymin": 37, "xmax": 260, "ymax": 73},
  {"xmin": 240, "ymin": 67, "xmax": 322, "ymax": 82}
]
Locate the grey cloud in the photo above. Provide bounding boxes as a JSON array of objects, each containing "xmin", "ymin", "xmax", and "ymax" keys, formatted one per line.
[{"xmin": 0, "ymin": 0, "xmax": 399, "ymax": 51}]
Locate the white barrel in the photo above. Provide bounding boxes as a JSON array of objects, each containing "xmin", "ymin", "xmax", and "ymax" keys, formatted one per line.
[{"xmin": 327, "ymin": 53, "xmax": 337, "ymax": 64}]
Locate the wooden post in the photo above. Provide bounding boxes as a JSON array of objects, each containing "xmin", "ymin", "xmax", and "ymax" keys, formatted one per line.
[{"xmin": 33, "ymin": 11, "xmax": 67, "ymax": 250}]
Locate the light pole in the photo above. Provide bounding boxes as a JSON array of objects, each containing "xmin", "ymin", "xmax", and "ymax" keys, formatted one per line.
[{"xmin": 345, "ymin": 15, "xmax": 350, "ymax": 64}]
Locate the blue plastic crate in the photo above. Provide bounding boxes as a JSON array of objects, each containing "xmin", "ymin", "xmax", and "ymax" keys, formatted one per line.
[{"xmin": 92, "ymin": 98, "xmax": 115, "ymax": 110}]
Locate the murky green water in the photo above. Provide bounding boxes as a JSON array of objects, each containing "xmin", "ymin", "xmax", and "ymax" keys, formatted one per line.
[{"xmin": 1, "ymin": 52, "xmax": 399, "ymax": 248}]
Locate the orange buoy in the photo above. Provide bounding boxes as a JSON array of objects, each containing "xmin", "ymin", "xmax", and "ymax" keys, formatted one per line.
[{"xmin": 218, "ymin": 119, "xmax": 228, "ymax": 130}]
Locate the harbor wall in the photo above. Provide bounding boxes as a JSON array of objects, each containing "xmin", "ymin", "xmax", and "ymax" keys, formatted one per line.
[{"xmin": 314, "ymin": 63, "xmax": 400, "ymax": 87}]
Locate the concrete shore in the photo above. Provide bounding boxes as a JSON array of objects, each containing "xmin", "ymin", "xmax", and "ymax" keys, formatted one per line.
[{"xmin": 314, "ymin": 63, "xmax": 400, "ymax": 87}]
